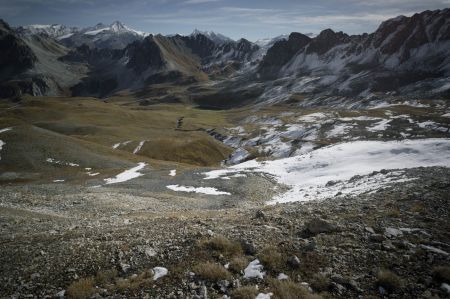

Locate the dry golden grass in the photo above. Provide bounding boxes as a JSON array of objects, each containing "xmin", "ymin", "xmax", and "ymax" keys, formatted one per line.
[
  {"xmin": 410, "ymin": 202, "xmax": 426, "ymax": 213},
  {"xmin": 376, "ymin": 270, "xmax": 404, "ymax": 292},
  {"xmin": 229, "ymin": 256, "xmax": 249, "ymax": 273},
  {"xmin": 193, "ymin": 261, "xmax": 231, "ymax": 281},
  {"xmin": 199, "ymin": 235, "xmax": 243, "ymax": 257},
  {"xmin": 269, "ymin": 279, "xmax": 323, "ymax": 299},
  {"xmin": 230, "ymin": 286, "xmax": 259, "ymax": 299},
  {"xmin": 257, "ymin": 246, "xmax": 284, "ymax": 271},
  {"xmin": 386, "ymin": 207, "xmax": 401, "ymax": 218},
  {"xmin": 309, "ymin": 273, "xmax": 331, "ymax": 292},
  {"xmin": 95, "ymin": 269, "xmax": 118, "ymax": 285},
  {"xmin": 66, "ymin": 277, "xmax": 95, "ymax": 299}
]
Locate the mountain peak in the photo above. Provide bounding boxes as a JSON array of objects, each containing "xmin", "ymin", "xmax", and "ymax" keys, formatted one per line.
[
  {"xmin": 110, "ymin": 21, "xmax": 127, "ymax": 32},
  {"xmin": 191, "ymin": 29, "xmax": 233, "ymax": 44}
]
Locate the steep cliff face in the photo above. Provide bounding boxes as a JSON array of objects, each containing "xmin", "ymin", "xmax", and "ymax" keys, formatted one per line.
[
  {"xmin": 0, "ymin": 20, "xmax": 36, "ymax": 81},
  {"xmin": 258, "ymin": 32, "xmax": 311, "ymax": 77}
]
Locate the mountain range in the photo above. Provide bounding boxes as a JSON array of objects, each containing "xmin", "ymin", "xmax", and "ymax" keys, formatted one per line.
[{"xmin": 1, "ymin": 8, "xmax": 449, "ymax": 105}]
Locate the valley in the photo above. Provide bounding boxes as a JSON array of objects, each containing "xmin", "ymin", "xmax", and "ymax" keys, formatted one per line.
[{"xmin": 0, "ymin": 6, "xmax": 450, "ymax": 299}]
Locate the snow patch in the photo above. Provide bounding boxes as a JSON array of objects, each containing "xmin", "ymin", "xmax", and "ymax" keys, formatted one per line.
[
  {"xmin": 112, "ymin": 140, "xmax": 132, "ymax": 149},
  {"xmin": 203, "ymin": 139, "xmax": 450, "ymax": 203},
  {"xmin": 169, "ymin": 169, "xmax": 176, "ymax": 176},
  {"xmin": 255, "ymin": 293, "xmax": 273, "ymax": 299},
  {"xmin": 133, "ymin": 141, "xmax": 146, "ymax": 154},
  {"xmin": 166, "ymin": 185, "xmax": 230, "ymax": 195},
  {"xmin": 277, "ymin": 273, "xmax": 289, "ymax": 280},
  {"xmin": 0, "ymin": 127, "xmax": 12, "ymax": 134},
  {"xmin": 244, "ymin": 259, "xmax": 265, "ymax": 279},
  {"xmin": 104, "ymin": 163, "xmax": 146, "ymax": 185},
  {"xmin": 367, "ymin": 119, "xmax": 391, "ymax": 132},
  {"xmin": 152, "ymin": 267, "xmax": 168, "ymax": 280},
  {"xmin": 46, "ymin": 158, "xmax": 79, "ymax": 167}
]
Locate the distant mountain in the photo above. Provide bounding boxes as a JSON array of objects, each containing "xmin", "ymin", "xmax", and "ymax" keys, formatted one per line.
[
  {"xmin": 16, "ymin": 24, "xmax": 79, "ymax": 40},
  {"xmin": 17, "ymin": 21, "xmax": 149, "ymax": 49},
  {"xmin": 2, "ymin": 9, "xmax": 450, "ymax": 102},
  {"xmin": 190, "ymin": 29, "xmax": 233, "ymax": 45}
]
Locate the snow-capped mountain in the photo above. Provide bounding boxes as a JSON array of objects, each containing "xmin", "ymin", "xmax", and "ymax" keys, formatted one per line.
[
  {"xmin": 191, "ymin": 29, "xmax": 233, "ymax": 45},
  {"xmin": 255, "ymin": 8, "xmax": 450, "ymax": 100},
  {"xmin": 80, "ymin": 21, "xmax": 148, "ymax": 37},
  {"xmin": 59, "ymin": 21, "xmax": 150, "ymax": 49},
  {"xmin": 17, "ymin": 21, "xmax": 149, "ymax": 49},
  {"xmin": 16, "ymin": 24, "xmax": 79, "ymax": 40}
]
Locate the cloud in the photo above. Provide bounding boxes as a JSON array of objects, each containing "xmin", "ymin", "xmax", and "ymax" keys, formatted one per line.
[{"xmin": 183, "ymin": 0, "xmax": 221, "ymax": 4}]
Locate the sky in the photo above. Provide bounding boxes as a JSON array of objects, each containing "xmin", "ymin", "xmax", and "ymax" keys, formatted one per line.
[{"xmin": 1, "ymin": 0, "xmax": 449, "ymax": 41}]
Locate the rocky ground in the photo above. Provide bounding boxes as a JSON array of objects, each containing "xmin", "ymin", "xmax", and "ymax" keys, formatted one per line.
[{"xmin": 1, "ymin": 166, "xmax": 449, "ymax": 299}]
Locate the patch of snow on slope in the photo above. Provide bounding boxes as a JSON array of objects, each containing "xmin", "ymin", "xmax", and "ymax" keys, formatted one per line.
[
  {"xmin": 256, "ymin": 293, "xmax": 273, "ymax": 299},
  {"xmin": 104, "ymin": 163, "xmax": 146, "ymax": 185},
  {"xmin": 417, "ymin": 121, "xmax": 448, "ymax": 132},
  {"xmin": 326, "ymin": 123, "xmax": 353, "ymax": 138},
  {"xmin": 166, "ymin": 185, "xmax": 230, "ymax": 195},
  {"xmin": 112, "ymin": 140, "xmax": 132, "ymax": 149},
  {"xmin": 169, "ymin": 169, "xmax": 176, "ymax": 176},
  {"xmin": 244, "ymin": 259, "xmax": 265, "ymax": 279},
  {"xmin": 46, "ymin": 158, "xmax": 79, "ymax": 167},
  {"xmin": 133, "ymin": 141, "xmax": 146, "ymax": 154},
  {"xmin": 0, "ymin": 127, "xmax": 12, "ymax": 134},
  {"xmin": 367, "ymin": 119, "xmax": 391, "ymax": 132},
  {"xmin": 298, "ymin": 112, "xmax": 330, "ymax": 123},
  {"xmin": 0, "ymin": 127, "xmax": 12, "ymax": 161},
  {"xmin": 203, "ymin": 139, "xmax": 450, "ymax": 203},
  {"xmin": 152, "ymin": 267, "xmax": 168, "ymax": 280}
]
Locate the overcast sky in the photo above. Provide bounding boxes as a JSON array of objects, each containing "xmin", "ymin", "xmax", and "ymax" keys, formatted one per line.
[{"xmin": 1, "ymin": 0, "xmax": 449, "ymax": 41}]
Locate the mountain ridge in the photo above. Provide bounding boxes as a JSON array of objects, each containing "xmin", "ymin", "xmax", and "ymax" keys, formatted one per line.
[{"xmin": 2, "ymin": 8, "xmax": 450, "ymax": 103}]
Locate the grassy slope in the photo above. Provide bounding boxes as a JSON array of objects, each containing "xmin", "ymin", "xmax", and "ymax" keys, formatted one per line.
[{"xmin": 0, "ymin": 96, "xmax": 234, "ymax": 182}]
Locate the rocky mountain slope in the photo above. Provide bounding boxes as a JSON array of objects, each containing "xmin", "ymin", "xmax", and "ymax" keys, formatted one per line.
[
  {"xmin": 252, "ymin": 9, "xmax": 450, "ymax": 102},
  {"xmin": 2, "ymin": 8, "xmax": 450, "ymax": 104}
]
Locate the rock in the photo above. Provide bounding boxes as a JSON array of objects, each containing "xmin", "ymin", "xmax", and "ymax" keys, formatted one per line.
[
  {"xmin": 441, "ymin": 283, "xmax": 450, "ymax": 294},
  {"xmin": 385, "ymin": 227, "xmax": 403, "ymax": 238},
  {"xmin": 232, "ymin": 279, "xmax": 241, "ymax": 288},
  {"xmin": 200, "ymin": 284, "xmax": 208, "ymax": 299},
  {"xmin": 55, "ymin": 290, "xmax": 65, "ymax": 298},
  {"xmin": 120, "ymin": 262, "xmax": 131, "ymax": 273},
  {"xmin": 240, "ymin": 240, "xmax": 257, "ymax": 255},
  {"xmin": 287, "ymin": 255, "xmax": 301, "ymax": 268},
  {"xmin": 30, "ymin": 273, "xmax": 40, "ymax": 280},
  {"xmin": 255, "ymin": 210, "xmax": 267, "ymax": 219},
  {"xmin": 277, "ymin": 273, "xmax": 289, "ymax": 280},
  {"xmin": 145, "ymin": 247, "xmax": 157, "ymax": 257},
  {"xmin": 325, "ymin": 180, "xmax": 339, "ymax": 187},
  {"xmin": 378, "ymin": 286, "xmax": 387, "ymax": 296},
  {"xmin": 369, "ymin": 234, "xmax": 385, "ymax": 242},
  {"xmin": 302, "ymin": 218, "xmax": 338, "ymax": 236},
  {"xmin": 217, "ymin": 280, "xmax": 230, "ymax": 292},
  {"xmin": 365, "ymin": 227, "xmax": 375, "ymax": 234}
]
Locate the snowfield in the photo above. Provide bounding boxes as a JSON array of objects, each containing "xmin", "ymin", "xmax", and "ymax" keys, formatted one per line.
[
  {"xmin": 166, "ymin": 185, "xmax": 230, "ymax": 195},
  {"xmin": 104, "ymin": 163, "xmax": 147, "ymax": 185},
  {"xmin": 204, "ymin": 139, "xmax": 450, "ymax": 203}
]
